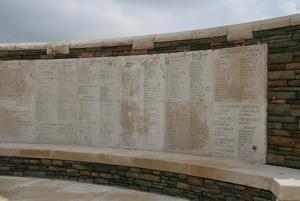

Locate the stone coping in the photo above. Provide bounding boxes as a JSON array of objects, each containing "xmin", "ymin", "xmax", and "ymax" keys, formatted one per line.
[
  {"xmin": 0, "ymin": 143, "xmax": 299, "ymax": 200},
  {"xmin": 0, "ymin": 14, "xmax": 299, "ymax": 52}
]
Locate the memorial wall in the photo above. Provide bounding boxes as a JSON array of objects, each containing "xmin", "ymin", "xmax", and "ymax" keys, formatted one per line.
[{"xmin": 0, "ymin": 44, "xmax": 267, "ymax": 163}]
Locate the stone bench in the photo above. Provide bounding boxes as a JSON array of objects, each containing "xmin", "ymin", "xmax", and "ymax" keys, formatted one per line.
[{"xmin": 0, "ymin": 143, "xmax": 299, "ymax": 201}]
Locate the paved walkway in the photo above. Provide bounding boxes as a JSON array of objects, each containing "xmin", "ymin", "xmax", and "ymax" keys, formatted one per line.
[{"xmin": 0, "ymin": 176, "xmax": 188, "ymax": 201}]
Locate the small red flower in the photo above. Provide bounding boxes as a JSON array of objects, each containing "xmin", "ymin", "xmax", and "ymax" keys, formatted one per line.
[
  {"xmin": 283, "ymin": 67, "xmax": 287, "ymax": 71},
  {"xmin": 127, "ymin": 52, "xmax": 131, "ymax": 56},
  {"xmin": 211, "ymin": 46, "xmax": 215, "ymax": 51},
  {"xmin": 252, "ymin": 145, "xmax": 257, "ymax": 151},
  {"xmin": 112, "ymin": 53, "xmax": 118, "ymax": 57},
  {"xmin": 89, "ymin": 54, "xmax": 93, "ymax": 58}
]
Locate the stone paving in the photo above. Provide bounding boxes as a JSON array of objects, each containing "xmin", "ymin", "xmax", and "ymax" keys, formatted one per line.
[{"xmin": 0, "ymin": 176, "xmax": 188, "ymax": 201}]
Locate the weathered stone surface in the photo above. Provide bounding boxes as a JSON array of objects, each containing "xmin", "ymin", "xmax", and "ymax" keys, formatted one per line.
[
  {"xmin": 52, "ymin": 160, "xmax": 63, "ymax": 166},
  {"xmin": 227, "ymin": 22, "xmax": 254, "ymax": 41},
  {"xmin": 286, "ymin": 63, "xmax": 300, "ymax": 70},
  {"xmin": 140, "ymin": 174, "xmax": 160, "ymax": 182},
  {"xmin": 286, "ymin": 160, "xmax": 300, "ymax": 168},
  {"xmin": 268, "ymin": 80, "xmax": 287, "ymax": 87},
  {"xmin": 70, "ymin": 39, "xmax": 102, "ymax": 49},
  {"xmin": 24, "ymin": 170, "xmax": 46, "ymax": 178},
  {"xmin": 254, "ymin": 16, "xmax": 290, "ymax": 31},
  {"xmin": 163, "ymin": 187, "xmax": 183, "ymax": 197},
  {"xmin": 193, "ymin": 26, "xmax": 227, "ymax": 39},
  {"xmin": 93, "ymin": 164, "xmax": 110, "ymax": 173},
  {"xmin": 135, "ymin": 179, "xmax": 152, "ymax": 187},
  {"xmin": 267, "ymin": 122, "xmax": 282, "ymax": 129},
  {"xmin": 268, "ymin": 52, "xmax": 293, "ymax": 63},
  {"xmin": 100, "ymin": 173, "xmax": 112, "ymax": 179},
  {"xmin": 40, "ymin": 54, "xmax": 54, "ymax": 59},
  {"xmin": 268, "ymin": 129, "xmax": 291, "ymax": 136},
  {"xmin": 177, "ymin": 182, "xmax": 190, "ymax": 190},
  {"xmin": 291, "ymin": 109, "xmax": 300, "ymax": 116},
  {"xmin": 282, "ymin": 123, "xmax": 298, "ymax": 130},
  {"xmin": 41, "ymin": 159, "xmax": 51, "ymax": 166},
  {"xmin": 125, "ymin": 172, "xmax": 139, "ymax": 179},
  {"xmin": 155, "ymin": 31, "xmax": 192, "ymax": 42},
  {"xmin": 66, "ymin": 169, "xmax": 79, "ymax": 176},
  {"xmin": 294, "ymin": 149, "xmax": 300, "ymax": 156},
  {"xmin": 268, "ymin": 63, "xmax": 285, "ymax": 71},
  {"xmin": 132, "ymin": 35, "xmax": 154, "ymax": 50},
  {"xmin": 288, "ymin": 80, "xmax": 300, "ymax": 86},
  {"xmin": 268, "ymin": 136, "xmax": 300, "ymax": 148},
  {"xmin": 268, "ymin": 71, "xmax": 295, "ymax": 80},
  {"xmin": 267, "ymin": 104, "xmax": 290, "ymax": 115},
  {"xmin": 268, "ymin": 91, "xmax": 296, "ymax": 99},
  {"xmin": 199, "ymin": 36, "xmax": 227, "ymax": 44},
  {"xmin": 47, "ymin": 42, "xmax": 70, "ymax": 54},
  {"xmin": 188, "ymin": 176, "xmax": 203, "ymax": 186},
  {"xmin": 269, "ymin": 41, "xmax": 299, "ymax": 48},
  {"xmin": 103, "ymin": 37, "xmax": 132, "ymax": 46}
]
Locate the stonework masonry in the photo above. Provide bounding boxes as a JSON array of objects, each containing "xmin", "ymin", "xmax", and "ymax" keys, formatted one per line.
[
  {"xmin": 0, "ymin": 156, "xmax": 277, "ymax": 201},
  {"xmin": 0, "ymin": 14, "xmax": 300, "ymax": 170}
]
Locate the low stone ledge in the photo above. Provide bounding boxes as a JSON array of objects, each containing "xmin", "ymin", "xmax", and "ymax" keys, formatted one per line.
[{"xmin": 0, "ymin": 143, "xmax": 299, "ymax": 201}]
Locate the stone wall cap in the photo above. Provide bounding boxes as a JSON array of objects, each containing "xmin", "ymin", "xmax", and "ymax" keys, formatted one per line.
[
  {"xmin": 47, "ymin": 41, "xmax": 70, "ymax": 55},
  {"xmin": 290, "ymin": 13, "xmax": 300, "ymax": 26},
  {"xmin": 102, "ymin": 37, "xmax": 132, "ymax": 47},
  {"xmin": 192, "ymin": 26, "xmax": 228, "ymax": 39},
  {"xmin": 155, "ymin": 30, "xmax": 192, "ymax": 42},
  {"xmin": 15, "ymin": 42, "xmax": 47, "ymax": 51},
  {"xmin": 70, "ymin": 39, "xmax": 103, "ymax": 49},
  {"xmin": 254, "ymin": 15, "xmax": 291, "ymax": 31},
  {"xmin": 227, "ymin": 22, "xmax": 254, "ymax": 41},
  {"xmin": 132, "ymin": 35, "xmax": 155, "ymax": 50},
  {"xmin": 0, "ymin": 43, "xmax": 17, "ymax": 51}
]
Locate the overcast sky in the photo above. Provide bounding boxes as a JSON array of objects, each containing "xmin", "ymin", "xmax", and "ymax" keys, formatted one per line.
[{"xmin": 0, "ymin": 0, "xmax": 299, "ymax": 43}]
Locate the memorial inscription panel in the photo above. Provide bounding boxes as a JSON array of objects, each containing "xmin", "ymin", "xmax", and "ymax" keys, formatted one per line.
[
  {"xmin": 0, "ymin": 44, "xmax": 267, "ymax": 163},
  {"xmin": 0, "ymin": 61, "xmax": 35, "ymax": 143}
]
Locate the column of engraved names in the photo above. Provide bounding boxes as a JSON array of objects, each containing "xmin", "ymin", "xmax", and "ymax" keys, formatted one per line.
[
  {"xmin": 120, "ymin": 57, "xmax": 143, "ymax": 148},
  {"xmin": 142, "ymin": 56, "xmax": 164, "ymax": 150},
  {"xmin": 213, "ymin": 53, "xmax": 233, "ymax": 102},
  {"xmin": 165, "ymin": 54, "xmax": 189, "ymax": 151},
  {"xmin": 239, "ymin": 48, "xmax": 265, "ymax": 102},
  {"xmin": 99, "ymin": 58, "xmax": 120, "ymax": 147},
  {"xmin": 78, "ymin": 60, "xmax": 99, "ymax": 145},
  {"xmin": 35, "ymin": 62, "xmax": 55, "ymax": 140},
  {"xmin": 56, "ymin": 61, "xmax": 76, "ymax": 142},
  {"xmin": 14, "ymin": 62, "xmax": 35, "ymax": 141},
  {"xmin": 189, "ymin": 52, "xmax": 212, "ymax": 153},
  {"xmin": 238, "ymin": 105, "xmax": 262, "ymax": 160},
  {"xmin": 0, "ymin": 61, "xmax": 34, "ymax": 142}
]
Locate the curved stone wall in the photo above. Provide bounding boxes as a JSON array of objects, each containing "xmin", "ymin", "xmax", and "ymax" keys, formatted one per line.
[{"xmin": 0, "ymin": 13, "xmax": 300, "ymax": 169}]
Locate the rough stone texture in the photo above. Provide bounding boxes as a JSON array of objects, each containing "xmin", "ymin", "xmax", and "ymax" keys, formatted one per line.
[
  {"xmin": 267, "ymin": 104, "xmax": 290, "ymax": 116},
  {"xmin": 268, "ymin": 52, "xmax": 293, "ymax": 63},
  {"xmin": 227, "ymin": 22, "xmax": 254, "ymax": 41},
  {"xmin": 47, "ymin": 42, "xmax": 70, "ymax": 54},
  {"xmin": 0, "ymin": 156, "xmax": 278, "ymax": 201},
  {"xmin": 254, "ymin": 16, "xmax": 290, "ymax": 31},
  {"xmin": 132, "ymin": 35, "xmax": 154, "ymax": 50}
]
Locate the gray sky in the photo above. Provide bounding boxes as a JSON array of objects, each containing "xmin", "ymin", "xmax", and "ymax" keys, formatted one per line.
[{"xmin": 0, "ymin": 0, "xmax": 299, "ymax": 43}]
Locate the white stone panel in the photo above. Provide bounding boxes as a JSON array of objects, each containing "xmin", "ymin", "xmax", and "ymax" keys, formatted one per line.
[
  {"xmin": 35, "ymin": 60, "xmax": 77, "ymax": 144},
  {"xmin": 0, "ymin": 61, "xmax": 35, "ymax": 143}
]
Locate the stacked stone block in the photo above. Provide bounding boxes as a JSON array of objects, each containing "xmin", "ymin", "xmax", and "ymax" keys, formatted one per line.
[{"xmin": 0, "ymin": 156, "xmax": 277, "ymax": 201}]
